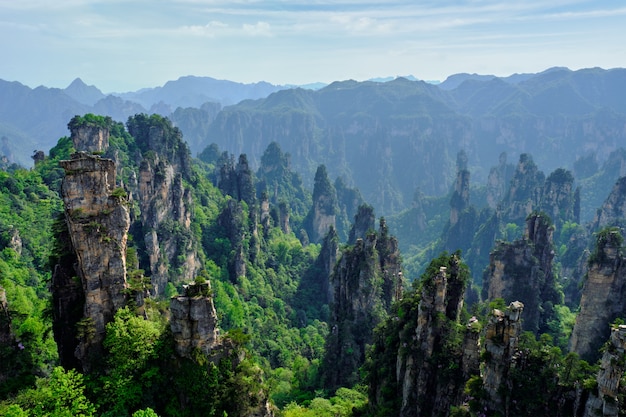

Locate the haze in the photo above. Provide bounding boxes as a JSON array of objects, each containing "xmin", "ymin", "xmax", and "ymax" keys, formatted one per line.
[{"xmin": 1, "ymin": 0, "xmax": 625, "ymax": 92}]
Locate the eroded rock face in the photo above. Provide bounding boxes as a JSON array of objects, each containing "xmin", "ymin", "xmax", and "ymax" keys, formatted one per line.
[
  {"xmin": 324, "ymin": 221, "xmax": 402, "ymax": 389},
  {"xmin": 71, "ymin": 125, "xmax": 109, "ymax": 153},
  {"xmin": 591, "ymin": 176, "xmax": 626, "ymax": 231},
  {"xmin": 347, "ymin": 204, "xmax": 375, "ymax": 245},
  {"xmin": 487, "ymin": 152, "xmax": 514, "ymax": 209},
  {"xmin": 138, "ymin": 152, "xmax": 198, "ymax": 294},
  {"xmin": 170, "ymin": 281, "xmax": 219, "ymax": 358},
  {"xmin": 307, "ymin": 165, "xmax": 337, "ymax": 243},
  {"xmin": 365, "ymin": 254, "xmax": 481, "ymax": 417},
  {"xmin": 482, "ymin": 301, "xmax": 524, "ymax": 414},
  {"xmin": 570, "ymin": 230, "xmax": 626, "ymax": 362},
  {"xmin": 584, "ymin": 325, "xmax": 626, "ymax": 417},
  {"xmin": 450, "ymin": 169, "xmax": 470, "ymax": 227},
  {"xmin": 59, "ymin": 151, "xmax": 130, "ymax": 369},
  {"xmin": 483, "ymin": 213, "xmax": 559, "ymax": 334}
]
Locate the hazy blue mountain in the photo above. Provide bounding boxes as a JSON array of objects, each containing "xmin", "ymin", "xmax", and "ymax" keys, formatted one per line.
[
  {"xmin": 198, "ymin": 68, "xmax": 626, "ymax": 217},
  {"xmin": 63, "ymin": 78, "xmax": 106, "ymax": 105},
  {"xmin": 0, "ymin": 80, "xmax": 144, "ymax": 165},
  {"xmin": 115, "ymin": 75, "xmax": 287, "ymax": 109}
]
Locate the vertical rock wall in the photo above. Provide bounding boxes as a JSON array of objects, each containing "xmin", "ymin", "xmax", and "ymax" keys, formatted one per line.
[
  {"xmin": 584, "ymin": 325, "xmax": 626, "ymax": 417},
  {"xmin": 170, "ymin": 281, "xmax": 219, "ymax": 358},
  {"xmin": 482, "ymin": 301, "xmax": 524, "ymax": 414},
  {"xmin": 570, "ymin": 230, "xmax": 626, "ymax": 362},
  {"xmin": 59, "ymin": 124, "xmax": 131, "ymax": 369},
  {"xmin": 483, "ymin": 213, "xmax": 559, "ymax": 334}
]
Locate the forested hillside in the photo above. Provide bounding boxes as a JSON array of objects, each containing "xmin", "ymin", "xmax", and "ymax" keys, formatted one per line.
[{"xmin": 2, "ymin": 105, "xmax": 626, "ymax": 417}]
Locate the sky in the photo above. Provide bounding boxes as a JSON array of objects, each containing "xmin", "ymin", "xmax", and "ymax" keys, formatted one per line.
[{"xmin": 1, "ymin": 0, "xmax": 625, "ymax": 93}]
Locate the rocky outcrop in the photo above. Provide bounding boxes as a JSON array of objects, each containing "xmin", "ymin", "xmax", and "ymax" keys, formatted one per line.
[
  {"xmin": 443, "ymin": 164, "xmax": 477, "ymax": 255},
  {"xmin": 500, "ymin": 155, "xmax": 578, "ymax": 227},
  {"xmin": 570, "ymin": 229, "xmax": 626, "ymax": 362},
  {"xmin": 70, "ymin": 124, "xmax": 109, "ymax": 153},
  {"xmin": 323, "ymin": 219, "xmax": 402, "ymax": 389},
  {"xmin": 317, "ymin": 227, "xmax": 340, "ymax": 305},
  {"xmin": 138, "ymin": 151, "xmax": 198, "ymax": 294},
  {"xmin": 487, "ymin": 152, "xmax": 514, "ymax": 209},
  {"xmin": 305, "ymin": 165, "xmax": 337, "ymax": 243},
  {"xmin": 367, "ymin": 254, "xmax": 476, "ymax": 417},
  {"xmin": 218, "ymin": 199, "xmax": 247, "ymax": 280},
  {"xmin": 59, "ymin": 122, "xmax": 131, "ymax": 369},
  {"xmin": 128, "ymin": 114, "xmax": 200, "ymax": 296},
  {"xmin": 218, "ymin": 153, "xmax": 256, "ymax": 207},
  {"xmin": 450, "ymin": 169, "xmax": 470, "ymax": 227},
  {"xmin": 539, "ymin": 168, "xmax": 579, "ymax": 225},
  {"xmin": 170, "ymin": 281, "xmax": 219, "ymax": 358},
  {"xmin": 398, "ymin": 261, "xmax": 475, "ymax": 417},
  {"xmin": 584, "ymin": 325, "xmax": 626, "ymax": 417},
  {"xmin": 482, "ymin": 301, "xmax": 524, "ymax": 414},
  {"xmin": 483, "ymin": 213, "xmax": 560, "ymax": 334},
  {"xmin": 591, "ymin": 176, "xmax": 626, "ymax": 231},
  {"xmin": 347, "ymin": 204, "xmax": 375, "ymax": 245}
]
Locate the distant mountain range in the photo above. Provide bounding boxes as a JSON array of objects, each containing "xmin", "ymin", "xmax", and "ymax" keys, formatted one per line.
[{"xmin": 1, "ymin": 68, "xmax": 625, "ymax": 216}]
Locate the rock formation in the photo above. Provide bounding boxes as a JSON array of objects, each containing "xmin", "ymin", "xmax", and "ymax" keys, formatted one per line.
[
  {"xmin": 323, "ymin": 218, "xmax": 402, "ymax": 389},
  {"xmin": 367, "ymin": 254, "xmax": 478, "ymax": 417},
  {"xmin": 58, "ymin": 123, "xmax": 131, "ymax": 369},
  {"xmin": 584, "ymin": 325, "xmax": 626, "ymax": 417},
  {"xmin": 305, "ymin": 165, "xmax": 337, "ymax": 243},
  {"xmin": 483, "ymin": 213, "xmax": 560, "ymax": 334},
  {"xmin": 347, "ymin": 204, "xmax": 375, "ymax": 245},
  {"xmin": 486, "ymin": 152, "xmax": 514, "ymax": 209},
  {"xmin": 591, "ymin": 176, "xmax": 626, "ymax": 231},
  {"xmin": 570, "ymin": 228, "xmax": 626, "ymax": 362},
  {"xmin": 127, "ymin": 114, "xmax": 200, "ymax": 296},
  {"xmin": 169, "ymin": 281, "xmax": 219, "ymax": 358},
  {"xmin": 539, "ymin": 168, "xmax": 579, "ymax": 225},
  {"xmin": 500, "ymin": 154, "xmax": 578, "ymax": 227},
  {"xmin": 449, "ymin": 168, "xmax": 470, "ymax": 228},
  {"xmin": 482, "ymin": 301, "xmax": 524, "ymax": 414}
]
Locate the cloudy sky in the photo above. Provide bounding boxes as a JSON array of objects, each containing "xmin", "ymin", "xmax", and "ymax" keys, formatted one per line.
[{"xmin": 1, "ymin": 0, "xmax": 624, "ymax": 92}]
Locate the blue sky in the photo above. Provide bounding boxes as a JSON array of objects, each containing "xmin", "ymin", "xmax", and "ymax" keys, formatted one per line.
[{"xmin": 1, "ymin": 0, "xmax": 625, "ymax": 92}]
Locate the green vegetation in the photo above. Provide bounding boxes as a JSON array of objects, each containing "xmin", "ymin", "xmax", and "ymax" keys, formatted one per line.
[
  {"xmin": 68, "ymin": 114, "xmax": 113, "ymax": 131},
  {"xmin": 2, "ymin": 111, "xmax": 626, "ymax": 416}
]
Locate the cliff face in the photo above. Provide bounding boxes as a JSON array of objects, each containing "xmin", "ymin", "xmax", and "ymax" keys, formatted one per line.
[
  {"xmin": 58, "ymin": 125, "xmax": 131, "ymax": 369},
  {"xmin": 323, "ymin": 219, "xmax": 402, "ymax": 389},
  {"xmin": 500, "ymin": 155, "xmax": 578, "ymax": 227},
  {"xmin": 591, "ymin": 176, "xmax": 626, "ymax": 231},
  {"xmin": 570, "ymin": 229, "xmax": 626, "ymax": 362},
  {"xmin": 366, "ymin": 254, "xmax": 477, "ymax": 417},
  {"xmin": 305, "ymin": 165, "xmax": 337, "ymax": 244},
  {"xmin": 397, "ymin": 261, "xmax": 476, "ymax": 417},
  {"xmin": 449, "ymin": 169, "xmax": 470, "ymax": 227},
  {"xmin": 584, "ymin": 325, "xmax": 626, "ymax": 417},
  {"xmin": 138, "ymin": 151, "xmax": 198, "ymax": 294},
  {"xmin": 482, "ymin": 301, "xmax": 524, "ymax": 414},
  {"xmin": 170, "ymin": 281, "xmax": 219, "ymax": 358},
  {"xmin": 483, "ymin": 213, "xmax": 560, "ymax": 334},
  {"xmin": 128, "ymin": 115, "xmax": 200, "ymax": 296},
  {"xmin": 486, "ymin": 152, "xmax": 514, "ymax": 209}
]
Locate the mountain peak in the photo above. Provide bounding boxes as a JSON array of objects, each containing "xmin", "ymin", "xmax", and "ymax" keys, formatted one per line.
[{"xmin": 64, "ymin": 78, "xmax": 105, "ymax": 106}]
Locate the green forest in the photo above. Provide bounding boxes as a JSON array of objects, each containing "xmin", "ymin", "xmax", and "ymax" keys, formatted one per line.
[{"xmin": 1, "ymin": 112, "xmax": 626, "ymax": 417}]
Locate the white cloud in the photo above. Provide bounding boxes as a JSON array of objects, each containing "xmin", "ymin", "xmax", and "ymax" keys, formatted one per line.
[
  {"xmin": 242, "ymin": 21, "xmax": 272, "ymax": 36},
  {"xmin": 180, "ymin": 20, "xmax": 229, "ymax": 37}
]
